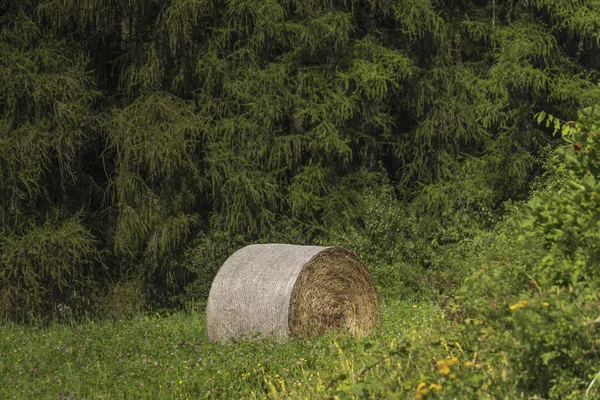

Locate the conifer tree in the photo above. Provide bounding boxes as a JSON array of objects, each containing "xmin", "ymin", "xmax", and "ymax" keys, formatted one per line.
[{"xmin": 1, "ymin": 0, "xmax": 599, "ymax": 320}]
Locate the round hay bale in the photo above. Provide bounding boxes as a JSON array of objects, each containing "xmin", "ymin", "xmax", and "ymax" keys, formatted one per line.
[{"xmin": 206, "ymin": 244, "xmax": 380, "ymax": 342}]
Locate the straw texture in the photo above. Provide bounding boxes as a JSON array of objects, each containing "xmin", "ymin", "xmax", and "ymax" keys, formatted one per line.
[{"xmin": 206, "ymin": 244, "xmax": 380, "ymax": 342}]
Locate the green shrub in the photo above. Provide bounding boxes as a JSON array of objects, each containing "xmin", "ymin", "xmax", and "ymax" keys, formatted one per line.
[
  {"xmin": 0, "ymin": 214, "xmax": 100, "ymax": 324},
  {"xmin": 323, "ymin": 181, "xmax": 433, "ymax": 301},
  {"xmin": 529, "ymin": 106, "xmax": 600, "ymax": 285},
  {"xmin": 443, "ymin": 105, "xmax": 600, "ymax": 399},
  {"xmin": 97, "ymin": 276, "xmax": 147, "ymax": 320}
]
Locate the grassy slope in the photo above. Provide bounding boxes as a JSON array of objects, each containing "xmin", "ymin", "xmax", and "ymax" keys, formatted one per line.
[{"xmin": 0, "ymin": 300, "xmax": 452, "ymax": 399}]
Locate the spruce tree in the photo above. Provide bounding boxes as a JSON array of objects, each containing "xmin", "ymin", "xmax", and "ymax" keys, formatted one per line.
[{"xmin": 1, "ymin": 0, "xmax": 599, "ymax": 321}]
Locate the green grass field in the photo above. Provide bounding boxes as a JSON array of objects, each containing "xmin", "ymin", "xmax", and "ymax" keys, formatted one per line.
[{"xmin": 1, "ymin": 299, "xmax": 453, "ymax": 399}]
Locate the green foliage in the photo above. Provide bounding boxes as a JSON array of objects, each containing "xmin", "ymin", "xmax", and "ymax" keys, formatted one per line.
[
  {"xmin": 106, "ymin": 92, "xmax": 202, "ymax": 261},
  {"xmin": 428, "ymin": 201, "xmax": 544, "ymax": 306},
  {"xmin": 2, "ymin": 0, "xmax": 600, "ymax": 321},
  {"xmin": 323, "ymin": 177, "xmax": 430, "ymax": 300},
  {"xmin": 441, "ymin": 105, "xmax": 600, "ymax": 399},
  {"xmin": 97, "ymin": 277, "xmax": 147, "ymax": 320},
  {"xmin": 0, "ymin": 214, "xmax": 100, "ymax": 324},
  {"xmin": 0, "ymin": 10, "xmax": 102, "ymax": 322},
  {"xmin": 0, "ymin": 10, "xmax": 98, "ymax": 226},
  {"xmin": 529, "ymin": 105, "xmax": 600, "ymax": 285}
]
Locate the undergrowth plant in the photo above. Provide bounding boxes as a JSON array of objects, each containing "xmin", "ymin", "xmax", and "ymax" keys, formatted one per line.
[{"xmin": 441, "ymin": 104, "xmax": 600, "ymax": 399}]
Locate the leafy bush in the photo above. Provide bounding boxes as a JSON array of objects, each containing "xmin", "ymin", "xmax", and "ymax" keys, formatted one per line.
[
  {"xmin": 97, "ymin": 276, "xmax": 147, "ymax": 320},
  {"xmin": 323, "ymin": 180, "xmax": 432, "ymax": 301},
  {"xmin": 0, "ymin": 214, "xmax": 100, "ymax": 324},
  {"xmin": 529, "ymin": 106, "xmax": 600, "ymax": 285},
  {"xmin": 443, "ymin": 105, "xmax": 600, "ymax": 399}
]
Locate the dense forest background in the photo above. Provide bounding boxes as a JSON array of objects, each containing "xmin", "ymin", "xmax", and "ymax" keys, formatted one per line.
[{"xmin": 1, "ymin": 0, "xmax": 600, "ymax": 323}]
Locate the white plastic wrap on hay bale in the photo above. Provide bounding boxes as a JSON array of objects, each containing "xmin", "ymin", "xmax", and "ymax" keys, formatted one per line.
[{"xmin": 206, "ymin": 244, "xmax": 379, "ymax": 342}]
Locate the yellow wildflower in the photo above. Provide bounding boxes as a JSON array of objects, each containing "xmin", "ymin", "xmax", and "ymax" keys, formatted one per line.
[
  {"xmin": 509, "ymin": 300, "xmax": 528, "ymax": 311},
  {"xmin": 436, "ymin": 357, "xmax": 458, "ymax": 374},
  {"xmin": 542, "ymin": 302, "xmax": 549, "ymax": 307},
  {"xmin": 416, "ymin": 382, "xmax": 428, "ymax": 400},
  {"xmin": 429, "ymin": 383, "xmax": 443, "ymax": 391},
  {"xmin": 464, "ymin": 361, "xmax": 474, "ymax": 367}
]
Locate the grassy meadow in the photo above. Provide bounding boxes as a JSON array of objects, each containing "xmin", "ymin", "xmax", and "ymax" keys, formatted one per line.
[{"xmin": 1, "ymin": 300, "xmax": 451, "ymax": 399}]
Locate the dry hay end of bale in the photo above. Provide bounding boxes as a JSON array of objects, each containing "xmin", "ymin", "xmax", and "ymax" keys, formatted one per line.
[
  {"xmin": 206, "ymin": 244, "xmax": 380, "ymax": 342},
  {"xmin": 288, "ymin": 247, "xmax": 380, "ymax": 338}
]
